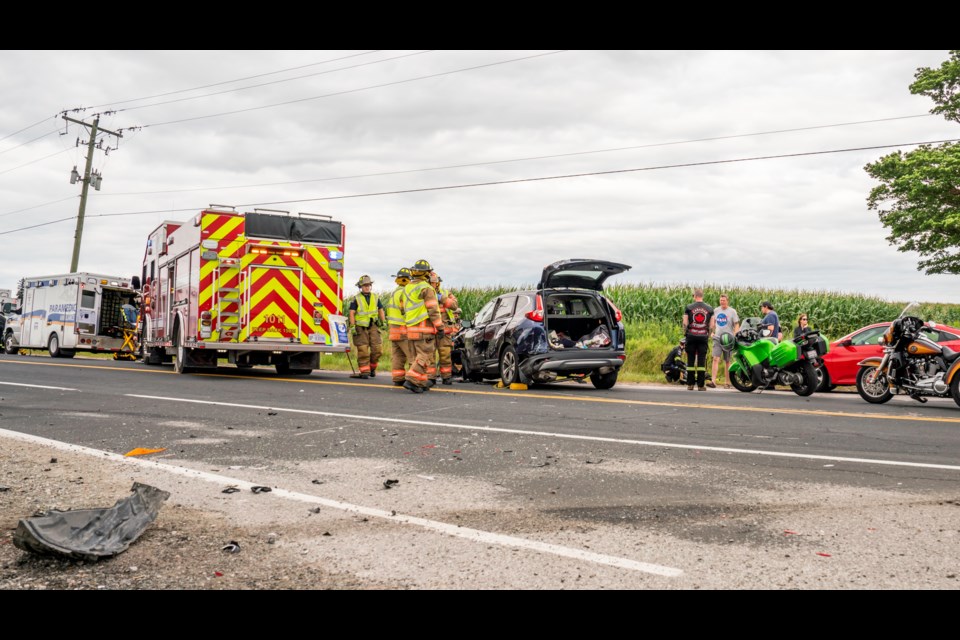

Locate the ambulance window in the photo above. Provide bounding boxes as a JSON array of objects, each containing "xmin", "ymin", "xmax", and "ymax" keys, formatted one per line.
[{"xmin": 81, "ymin": 291, "xmax": 96, "ymax": 309}]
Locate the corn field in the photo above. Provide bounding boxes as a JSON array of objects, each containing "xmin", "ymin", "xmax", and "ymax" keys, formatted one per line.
[
  {"xmin": 348, "ymin": 283, "xmax": 960, "ymax": 381},
  {"xmin": 451, "ymin": 283, "xmax": 960, "ymax": 381}
]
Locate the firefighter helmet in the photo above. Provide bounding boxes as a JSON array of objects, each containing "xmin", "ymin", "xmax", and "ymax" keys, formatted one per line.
[
  {"xmin": 392, "ymin": 268, "xmax": 412, "ymax": 281},
  {"xmin": 356, "ymin": 275, "xmax": 374, "ymax": 287},
  {"xmin": 410, "ymin": 259, "xmax": 432, "ymax": 274}
]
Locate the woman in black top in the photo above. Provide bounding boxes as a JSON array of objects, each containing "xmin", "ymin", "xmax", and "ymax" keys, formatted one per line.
[{"xmin": 794, "ymin": 314, "xmax": 812, "ymax": 338}]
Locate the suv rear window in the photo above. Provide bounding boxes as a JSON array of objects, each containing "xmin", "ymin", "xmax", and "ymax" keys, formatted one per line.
[{"xmin": 545, "ymin": 294, "xmax": 604, "ymax": 318}]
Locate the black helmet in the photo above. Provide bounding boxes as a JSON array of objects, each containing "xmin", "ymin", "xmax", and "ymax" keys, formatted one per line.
[
  {"xmin": 392, "ymin": 268, "xmax": 412, "ymax": 281},
  {"xmin": 411, "ymin": 259, "xmax": 432, "ymax": 274},
  {"xmin": 719, "ymin": 332, "xmax": 735, "ymax": 349}
]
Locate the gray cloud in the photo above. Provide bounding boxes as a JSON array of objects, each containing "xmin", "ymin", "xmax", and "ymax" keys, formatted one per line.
[{"xmin": 1, "ymin": 50, "xmax": 957, "ymax": 306}]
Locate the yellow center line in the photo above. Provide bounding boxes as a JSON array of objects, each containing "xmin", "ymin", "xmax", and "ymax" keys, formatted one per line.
[{"xmin": 4, "ymin": 358, "xmax": 960, "ymax": 425}]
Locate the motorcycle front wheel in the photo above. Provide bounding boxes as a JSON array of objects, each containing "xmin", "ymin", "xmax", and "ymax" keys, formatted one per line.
[
  {"xmin": 856, "ymin": 365, "xmax": 894, "ymax": 404},
  {"xmin": 790, "ymin": 361, "xmax": 818, "ymax": 397},
  {"xmin": 729, "ymin": 368, "xmax": 758, "ymax": 393}
]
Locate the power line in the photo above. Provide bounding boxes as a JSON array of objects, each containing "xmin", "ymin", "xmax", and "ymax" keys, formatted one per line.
[
  {"xmin": 0, "ymin": 114, "xmax": 58, "ymax": 144},
  {"xmin": 0, "ymin": 195, "xmax": 77, "ymax": 219},
  {"xmin": 112, "ymin": 51, "xmax": 434, "ymax": 114},
  {"xmin": 225, "ymin": 138, "xmax": 960, "ymax": 208},
  {"xmin": 82, "ymin": 50, "xmax": 384, "ymax": 110},
  {"xmin": 0, "ymin": 216, "xmax": 76, "ymax": 236},
  {"xmin": 86, "ymin": 138, "xmax": 960, "ymax": 217},
  {"xmin": 0, "ymin": 148, "xmax": 72, "ymax": 176},
  {"xmin": 136, "ymin": 51, "xmax": 568, "ymax": 128},
  {"xmin": 95, "ymin": 113, "xmax": 936, "ymax": 197},
  {"xmin": 7, "ymin": 137, "xmax": 953, "ymax": 236},
  {"xmin": 0, "ymin": 128, "xmax": 61, "ymax": 156}
]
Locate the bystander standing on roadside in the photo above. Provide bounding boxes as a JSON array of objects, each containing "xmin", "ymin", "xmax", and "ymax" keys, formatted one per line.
[
  {"xmin": 682, "ymin": 288, "xmax": 713, "ymax": 391},
  {"xmin": 710, "ymin": 293, "xmax": 740, "ymax": 389},
  {"xmin": 760, "ymin": 300, "xmax": 781, "ymax": 341},
  {"xmin": 794, "ymin": 313, "xmax": 812, "ymax": 338}
]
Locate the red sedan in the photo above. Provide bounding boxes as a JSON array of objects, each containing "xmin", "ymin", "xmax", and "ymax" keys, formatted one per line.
[{"xmin": 818, "ymin": 321, "xmax": 960, "ymax": 389}]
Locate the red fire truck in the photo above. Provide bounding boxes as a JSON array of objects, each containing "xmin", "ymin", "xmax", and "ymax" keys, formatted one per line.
[{"xmin": 140, "ymin": 205, "xmax": 349, "ymax": 374}]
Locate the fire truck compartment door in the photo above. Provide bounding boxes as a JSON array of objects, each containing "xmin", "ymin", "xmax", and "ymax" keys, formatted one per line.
[{"xmin": 248, "ymin": 266, "xmax": 302, "ymax": 341}]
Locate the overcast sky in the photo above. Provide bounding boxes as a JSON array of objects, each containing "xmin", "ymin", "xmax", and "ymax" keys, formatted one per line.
[{"xmin": 1, "ymin": 50, "xmax": 957, "ymax": 304}]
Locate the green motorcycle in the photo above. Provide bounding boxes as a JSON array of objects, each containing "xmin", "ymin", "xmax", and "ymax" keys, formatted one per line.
[{"xmin": 727, "ymin": 318, "xmax": 826, "ymax": 396}]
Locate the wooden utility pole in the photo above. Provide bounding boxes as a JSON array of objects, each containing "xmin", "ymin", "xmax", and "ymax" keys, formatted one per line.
[{"xmin": 62, "ymin": 114, "xmax": 122, "ymax": 272}]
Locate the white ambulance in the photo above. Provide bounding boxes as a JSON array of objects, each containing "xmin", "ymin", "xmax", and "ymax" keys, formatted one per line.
[{"xmin": 2, "ymin": 273, "xmax": 139, "ymax": 358}]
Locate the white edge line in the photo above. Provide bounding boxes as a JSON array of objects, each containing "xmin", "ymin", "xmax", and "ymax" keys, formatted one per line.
[
  {"xmin": 127, "ymin": 394, "xmax": 960, "ymax": 472},
  {"xmin": 0, "ymin": 426, "xmax": 682, "ymax": 578},
  {"xmin": 0, "ymin": 381, "xmax": 78, "ymax": 391}
]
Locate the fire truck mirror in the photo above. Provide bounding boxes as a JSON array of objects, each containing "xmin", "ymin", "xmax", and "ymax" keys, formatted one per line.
[{"xmin": 132, "ymin": 276, "xmax": 141, "ymax": 291}]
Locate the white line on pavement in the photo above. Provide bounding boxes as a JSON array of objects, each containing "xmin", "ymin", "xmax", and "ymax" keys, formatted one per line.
[
  {"xmin": 0, "ymin": 427, "xmax": 682, "ymax": 578},
  {"xmin": 0, "ymin": 381, "xmax": 77, "ymax": 391},
  {"xmin": 127, "ymin": 393, "xmax": 960, "ymax": 472}
]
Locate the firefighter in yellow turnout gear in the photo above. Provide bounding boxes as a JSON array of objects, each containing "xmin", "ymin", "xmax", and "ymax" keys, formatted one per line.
[
  {"xmin": 403, "ymin": 259, "xmax": 444, "ymax": 394},
  {"xmin": 349, "ymin": 275, "xmax": 385, "ymax": 379},
  {"xmin": 430, "ymin": 272, "xmax": 460, "ymax": 385},
  {"xmin": 386, "ymin": 268, "xmax": 414, "ymax": 386}
]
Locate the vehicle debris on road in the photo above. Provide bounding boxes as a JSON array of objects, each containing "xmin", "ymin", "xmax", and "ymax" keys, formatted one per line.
[{"xmin": 12, "ymin": 482, "xmax": 170, "ymax": 561}]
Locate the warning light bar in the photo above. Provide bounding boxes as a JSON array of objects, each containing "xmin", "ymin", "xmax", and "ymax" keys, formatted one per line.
[{"xmin": 248, "ymin": 246, "xmax": 303, "ymax": 258}]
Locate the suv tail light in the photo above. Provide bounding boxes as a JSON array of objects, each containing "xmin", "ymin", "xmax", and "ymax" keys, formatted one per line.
[
  {"xmin": 525, "ymin": 294, "xmax": 544, "ymax": 322},
  {"xmin": 605, "ymin": 296, "xmax": 622, "ymax": 323}
]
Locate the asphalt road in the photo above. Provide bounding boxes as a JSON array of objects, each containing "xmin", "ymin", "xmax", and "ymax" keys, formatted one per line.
[{"xmin": 2, "ymin": 354, "xmax": 959, "ymax": 589}]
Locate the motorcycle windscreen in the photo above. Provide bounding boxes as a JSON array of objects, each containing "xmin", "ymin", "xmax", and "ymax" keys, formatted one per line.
[{"xmin": 247, "ymin": 266, "xmax": 302, "ymax": 341}]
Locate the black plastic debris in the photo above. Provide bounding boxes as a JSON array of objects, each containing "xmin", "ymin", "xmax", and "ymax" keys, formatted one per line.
[
  {"xmin": 0, "ymin": 485, "xmax": 10, "ymax": 492},
  {"xmin": 267, "ymin": 412, "xmax": 277, "ymax": 416},
  {"xmin": 50, "ymin": 458, "xmax": 58, "ymax": 464},
  {"xmin": 585, "ymin": 459, "xmax": 604, "ymax": 465},
  {"xmin": 221, "ymin": 541, "xmax": 241, "ymax": 554},
  {"xmin": 251, "ymin": 486, "xmax": 272, "ymax": 494},
  {"xmin": 222, "ymin": 487, "xmax": 241, "ymax": 494},
  {"xmin": 308, "ymin": 507, "xmax": 322, "ymax": 514},
  {"xmin": 311, "ymin": 479, "xmax": 324, "ymax": 485},
  {"xmin": 383, "ymin": 479, "xmax": 399, "ymax": 490},
  {"xmin": 12, "ymin": 482, "xmax": 169, "ymax": 561}
]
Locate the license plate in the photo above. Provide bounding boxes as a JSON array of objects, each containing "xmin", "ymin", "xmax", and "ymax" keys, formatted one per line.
[
  {"xmin": 308, "ymin": 333, "xmax": 327, "ymax": 343},
  {"xmin": 806, "ymin": 350, "xmax": 817, "ymax": 359}
]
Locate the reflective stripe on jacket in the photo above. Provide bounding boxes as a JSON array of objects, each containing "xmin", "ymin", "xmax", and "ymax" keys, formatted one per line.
[{"xmin": 355, "ymin": 293, "xmax": 378, "ymax": 327}]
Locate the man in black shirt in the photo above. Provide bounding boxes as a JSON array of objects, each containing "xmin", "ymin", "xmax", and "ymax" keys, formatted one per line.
[{"xmin": 682, "ymin": 288, "xmax": 713, "ymax": 391}]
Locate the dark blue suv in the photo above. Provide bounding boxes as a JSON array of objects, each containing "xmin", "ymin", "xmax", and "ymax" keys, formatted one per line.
[{"xmin": 453, "ymin": 259, "xmax": 630, "ymax": 389}]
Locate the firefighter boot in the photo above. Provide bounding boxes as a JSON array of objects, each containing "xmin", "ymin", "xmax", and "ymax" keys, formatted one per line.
[{"xmin": 403, "ymin": 380, "xmax": 424, "ymax": 394}]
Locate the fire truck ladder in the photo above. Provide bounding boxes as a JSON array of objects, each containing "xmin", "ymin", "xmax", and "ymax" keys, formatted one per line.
[{"xmin": 215, "ymin": 266, "xmax": 242, "ymax": 342}]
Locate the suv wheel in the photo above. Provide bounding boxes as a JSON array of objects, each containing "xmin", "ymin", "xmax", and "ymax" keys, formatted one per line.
[
  {"xmin": 499, "ymin": 345, "xmax": 521, "ymax": 386},
  {"xmin": 590, "ymin": 369, "xmax": 618, "ymax": 390}
]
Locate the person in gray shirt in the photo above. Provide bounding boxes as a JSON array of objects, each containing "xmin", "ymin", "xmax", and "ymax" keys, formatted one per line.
[{"xmin": 710, "ymin": 293, "xmax": 740, "ymax": 388}]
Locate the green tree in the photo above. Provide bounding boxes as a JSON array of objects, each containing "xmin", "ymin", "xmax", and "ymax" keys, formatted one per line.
[{"xmin": 865, "ymin": 51, "xmax": 960, "ymax": 275}]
